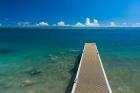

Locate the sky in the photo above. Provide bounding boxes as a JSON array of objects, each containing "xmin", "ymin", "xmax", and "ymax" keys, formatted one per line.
[{"xmin": 0, "ymin": 0, "xmax": 140, "ymax": 26}]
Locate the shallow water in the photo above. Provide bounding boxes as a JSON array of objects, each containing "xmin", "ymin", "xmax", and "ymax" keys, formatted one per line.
[
  {"xmin": 0, "ymin": 47, "xmax": 81, "ymax": 93},
  {"xmin": 0, "ymin": 28, "xmax": 140, "ymax": 93}
]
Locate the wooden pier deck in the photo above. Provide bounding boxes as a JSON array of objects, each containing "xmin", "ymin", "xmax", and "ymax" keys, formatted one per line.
[{"xmin": 71, "ymin": 43, "xmax": 112, "ymax": 93}]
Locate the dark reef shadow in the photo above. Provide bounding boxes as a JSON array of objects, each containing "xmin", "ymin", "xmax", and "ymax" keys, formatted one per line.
[
  {"xmin": 0, "ymin": 48, "xmax": 17, "ymax": 54},
  {"xmin": 65, "ymin": 53, "xmax": 82, "ymax": 93}
]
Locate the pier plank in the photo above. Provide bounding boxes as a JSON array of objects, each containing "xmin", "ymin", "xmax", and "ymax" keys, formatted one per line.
[{"xmin": 71, "ymin": 43, "xmax": 112, "ymax": 93}]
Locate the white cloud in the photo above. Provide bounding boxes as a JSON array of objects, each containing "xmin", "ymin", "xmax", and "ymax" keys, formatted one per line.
[
  {"xmin": 86, "ymin": 18, "xmax": 91, "ymax": 26},
  {"xmin": 36, "ymin": 22, "xmax": 49, "ymax": 26},
  {"xmin": 93, "ymin": 19, "xmax": 100, "ymax": 26},
  {"xmin": 122, "ymin": 22, "xmax": 128, "ymax": 27},
  {"xmin": 74, "ymin": 22, "xmax": 85, "ymax": 27},
  {"xmin": 85, "ymin": 18, "xmax": 100, "ymax": 27},
  {"xmin": 109, "ymin": 22, "xmax": 116, "ymax": 27},
  {"xmin": 57, "ymin": 21, "xmax": 66, "ymax": 26},
  {"xmin": 131, "ymin": 23, "xmax": 140, "ymax": 27}
]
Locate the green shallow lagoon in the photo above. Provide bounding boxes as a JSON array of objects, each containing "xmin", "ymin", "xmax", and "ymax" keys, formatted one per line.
[
  {"xmin": 0, "ymin": 28, "xmax": 140, "ymax": 93},
  {"xmin": 0, "ymin": 46, "xmax": 81, "ymax": 93}
]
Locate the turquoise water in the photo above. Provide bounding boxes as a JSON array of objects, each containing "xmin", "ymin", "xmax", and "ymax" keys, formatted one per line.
[{"xmin": 0, "ymin": 28, "xmax": 140, "ymax": 93}]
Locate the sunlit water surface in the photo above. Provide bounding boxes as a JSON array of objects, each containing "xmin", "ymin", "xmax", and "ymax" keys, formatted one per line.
[{"xmin": 0, "ymin": 28, "xmax": 140, "ymax": 93}]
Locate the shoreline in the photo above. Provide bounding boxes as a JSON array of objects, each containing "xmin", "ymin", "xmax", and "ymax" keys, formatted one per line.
[{"xmin": 0, "ymin": 26, "xmax": 140, "ymax": 30}]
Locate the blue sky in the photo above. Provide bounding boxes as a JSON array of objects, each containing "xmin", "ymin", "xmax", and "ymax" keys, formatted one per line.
[{"xmin": 0, "ymin": 0, "xmax": 140, "ymax": 26}]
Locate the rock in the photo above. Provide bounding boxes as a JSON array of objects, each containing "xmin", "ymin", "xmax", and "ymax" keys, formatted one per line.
[
  {"xmin": 71, "ymin": 49, "xmax": 80, "ymax": 52},
  {"xmin": 24, "ymin": 67, "xmax": 41, "ymax": 76},
  {"xmin": 50, "ymin": 56, "xmax": 59, "ymax": 61},
  {"xmin": 22, "ymin": 80, "xmax": 34, "ymax": 86},
  {"xmin": 30, "ymin": 69, "xmax": 41, "ymax": 76},
  {"xmin": 0, "ymin": 84, "xmax": 5, "ymax": 89},
  {"xmin": 0, "ymin": 83, "xmax": 11, "ymax": 89},
  {"xmin": 27, "ymin": 90, "xmax": 35, "ymax": 93}
]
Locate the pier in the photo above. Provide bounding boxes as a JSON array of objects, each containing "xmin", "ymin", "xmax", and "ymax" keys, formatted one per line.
[{"xmin": 71, "ymin": 43, "xmax": 112, "ymax": 93}]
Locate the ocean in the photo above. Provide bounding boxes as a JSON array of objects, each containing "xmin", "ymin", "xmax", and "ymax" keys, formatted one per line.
[{"xmin": 0, "ymin": 27, "xmax": 140, "ymax": 93}]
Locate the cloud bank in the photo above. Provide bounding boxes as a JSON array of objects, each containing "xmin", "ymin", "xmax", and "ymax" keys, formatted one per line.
[
  {"xmin": 74, "ymin": 18, "xmax": 100, "ymax": 27},
  {"xmin": 74, "ymin": 22, "xmax": 85, "ymax": 27},
  {"xmin": 57, "ymin": 21, "xmax": 69, "ymax": 26},
  {"xmin": 36, "ymin": 22, "xmax": 49, "ymax": 26},
  {"xmin": 132, "ymin": 23, "xmax": 140, "ymax": 27},
  {"xmin": 109, "ymin": 22, "xmax": 116, "ymax": 27},
  {"xmin": 85, "ymin": 18, "xmax": 100, "ymax": 27},
  {"xmin": 15, "ymin": 18, "xmax": 140, "ymax": 27}
]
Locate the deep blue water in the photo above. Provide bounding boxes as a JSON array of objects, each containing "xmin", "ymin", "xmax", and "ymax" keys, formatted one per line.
[{"xmin": 0, "ymin": 28, "xmax": 140, "ymax": 93}]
